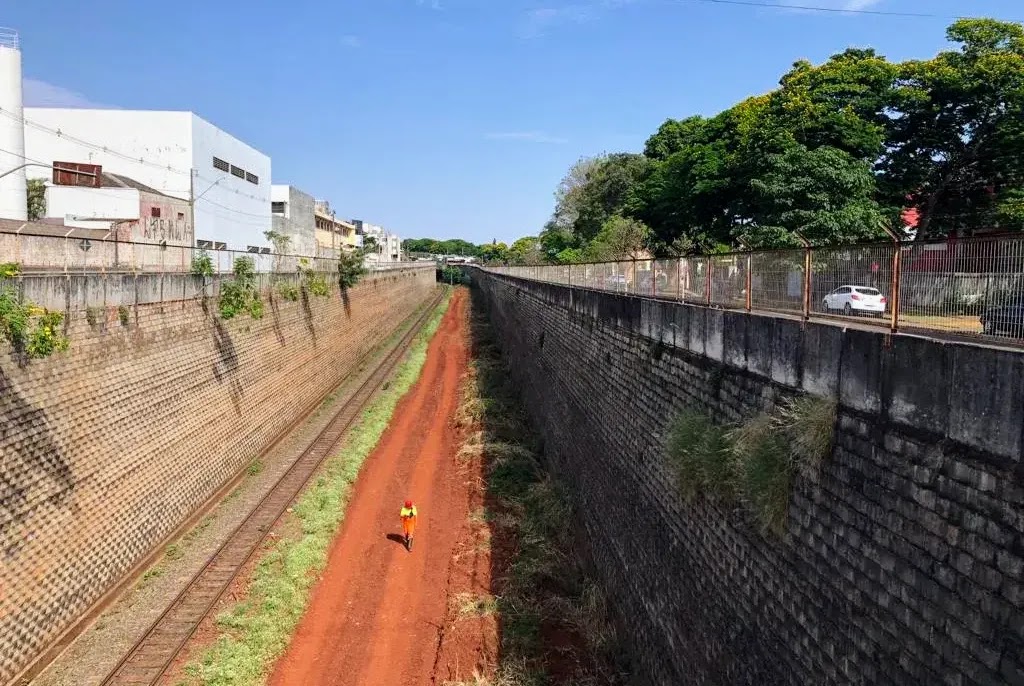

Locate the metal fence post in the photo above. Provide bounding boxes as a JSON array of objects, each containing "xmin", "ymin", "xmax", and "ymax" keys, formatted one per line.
[
  {"xmin": 706, "ymin": 258, "xmax": 713, "ymax": 306},
  {"xmin": 795, "ymin": 233, "xmax": 812, "ymax": 322},
  {"xmin": 880, "ymin": 224, "xmax": 903, "ymax": 334},
  {"xmin": 677, "ymin": 257, "xmax": 683, "ymax": 302}
]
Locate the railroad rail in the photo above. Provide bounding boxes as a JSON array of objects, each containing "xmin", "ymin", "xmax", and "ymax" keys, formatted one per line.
[{"xmin": 98, "ymin": 290, "xmax": 446, "ymax": 686}]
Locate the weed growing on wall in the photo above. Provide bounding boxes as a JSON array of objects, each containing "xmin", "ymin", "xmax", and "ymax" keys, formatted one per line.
[
  {"xmin": 275, "ymin": 281, "xmax": 300, "ymax": 302},
  {"xmin": 191, "ymin": 251, "xmax": 214, "ymax": 278},
  {"xmin": 177, "ymin": 294, "xmax": 452, "ymax": 686},
  {"xmin": 666, "ymin": 410, "xmax": 731, "ymax": 502},
  {"xmin": 728, "ymin": 415, "xmax": 792, "ymax": 534},
  {"xmin": 0, "ymin": 264, "xmax": 70, "ymax": 359},
  {"xmin": 337, "ymin": 250, "xmax": 367, "ymax": 290},
  {"xmin": 26, "ymin": 311, "xmax": 70, "ymax": 359},
  {"xmin": 219, "ymin": 257, "xmax": 264, "ymax": 321},
  {"xmin": 665, "ymin": 394, "xmax": 837, "ymax": 536},
  {"xmin": 299, "ymin": 261, "xmax": 330, "ymax": 298},
  {"xmin": 85, "ymin": 306, "xmax": 101, "ymax": 328},
  {"xmin": 118, "ymin": 305, "xmax": 131, "ymax": 327}
]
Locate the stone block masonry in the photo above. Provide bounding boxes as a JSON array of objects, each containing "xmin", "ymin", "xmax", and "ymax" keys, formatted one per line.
[
  {"xmin": 0, "ymin": 268, "xmax": 437, "ymax": 685},
  {"xmin": 473, "ymin": 272, "xmax": 1024, "ymax": 686}
]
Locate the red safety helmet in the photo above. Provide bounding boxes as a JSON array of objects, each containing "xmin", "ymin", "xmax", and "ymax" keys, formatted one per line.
[{"xmin": 404, "ymin": 500, "xmax": 413, "ymax": 508}]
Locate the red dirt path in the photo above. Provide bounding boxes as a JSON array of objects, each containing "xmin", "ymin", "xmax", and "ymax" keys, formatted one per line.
[{"xmin": 268, "ymin": 289, "xmax": 485, "ymax": 686}]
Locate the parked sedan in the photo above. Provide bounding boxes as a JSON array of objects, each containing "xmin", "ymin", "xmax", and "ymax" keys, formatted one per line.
[
  {"xmin": 822, "ymin": 285, "xmax": 887, "ymax": 317},
  {"xmin": 980, "ymin": 298, "xmax": 1024, "ymax": 337}
]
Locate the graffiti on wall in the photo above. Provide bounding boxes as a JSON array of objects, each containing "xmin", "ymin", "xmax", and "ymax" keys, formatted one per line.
[{"xmin": 130, "ymin": 193, "xmax": 194, "ymax": 246}]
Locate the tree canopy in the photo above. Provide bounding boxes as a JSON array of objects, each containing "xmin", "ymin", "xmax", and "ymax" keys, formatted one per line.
[
  {"xmin": 412, "ymin": 20, "xmax": 1024, "ymax": 265},
  {"xmin": 521, "ymin": 19, "xmax": 1024, "ymax": 262}
]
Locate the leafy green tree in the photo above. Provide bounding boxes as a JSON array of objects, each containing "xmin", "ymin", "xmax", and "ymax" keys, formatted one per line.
[
  {"xmin": 573, "ymin": 153, "xmax": 650, "ymax": 242},
  {"xmin": 746, "ymin": 143, "xmax": 886, "ymax": 247},
  {"xmin": 880, "ymin": 19, "xmax": 1024, "ymax": 238},
  {"xmin": 508, "ymin": 236, "xmax": 542, "ymax": 265},
  {"xmin": 26, "ymin": 178, "xmax": 46, "ymax": 221},
  {"xmin": 478, "ymin": 241, "xmax": 509, "ymax": 264},
  {"xmin": 585, "ymin": 215, "xmax": 652, "ymax": 261}
]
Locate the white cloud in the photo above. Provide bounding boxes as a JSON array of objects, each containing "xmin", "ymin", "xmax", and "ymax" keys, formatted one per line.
[
  {"xmin": 520, "ymin": 0, "xmax": 638, "ymax": 38},
  {"xmin": 23, "ymin": 78, "xmax": 115, "ymax": 109},
  {"xmin": 842, "ymin": 0, "xmax": 882, "ymax": 9},
  {"xmin": 340, "ymin": 34, "xmax": 362, "ymax": 48},
  {"xmin": 485, "ymin": 131, "xmax": 568, "ymax": 144}
]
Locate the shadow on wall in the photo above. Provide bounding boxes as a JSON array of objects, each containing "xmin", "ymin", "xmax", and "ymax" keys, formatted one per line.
[
  {"xmin": 211, "ymin": 318, "xmax": 244, "ymax": 416},
  {"xmin": 269, "ymin": 296, "xmax": 287, "ymax": 348},
  {"xmin": 0, "ymin": 365, "xmax": 74, "ymax": 561},
  {"xmin": 300, "ymin": 290, "xmax": 318, "ymax": 346},
  {"xmin": 340, "ymin": 286, "xmax": 353, "ymax": 318}
]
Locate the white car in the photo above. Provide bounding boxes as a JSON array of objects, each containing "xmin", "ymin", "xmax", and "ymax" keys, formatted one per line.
[{"xmin": 822, "ymin": 285, "xmax": 887, "ymax": 317}]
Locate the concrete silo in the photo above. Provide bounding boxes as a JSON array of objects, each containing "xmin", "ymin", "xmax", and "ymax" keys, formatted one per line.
[{"xmin": 0, "ymin": 28, "xmax": 27, "ymax": 221}]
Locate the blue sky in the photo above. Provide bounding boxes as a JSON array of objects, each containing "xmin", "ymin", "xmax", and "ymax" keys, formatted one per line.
[{"xmin": 6, "ymin": 1, "xmax": 1024, "ymax": 244}]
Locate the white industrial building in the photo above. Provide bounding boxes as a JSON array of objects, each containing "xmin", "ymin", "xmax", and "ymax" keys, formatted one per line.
[{"xmin": 22, "ymin": 108, "xmax": 272, "ymax": 252}]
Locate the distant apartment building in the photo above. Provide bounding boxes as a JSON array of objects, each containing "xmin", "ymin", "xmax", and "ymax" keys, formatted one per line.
[
  {"xmin": 352, "ymin": 219, "xmax": 401, "ymax": 263},
  {"xmin": 315, "ymin": 201, "xmax": 359, "ymax": 257},
  {"xmin": 270, "ymin": 185, "xmax": 316, "ymax": 256},
  {"xmin": 23, "ymin": 108, "xmax": 271, "ymax": 251}
]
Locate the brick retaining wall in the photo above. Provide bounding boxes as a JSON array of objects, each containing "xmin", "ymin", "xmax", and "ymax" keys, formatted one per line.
[
  {"xmin": 473, "ymin": 271, "xmax": 1024, "ymax": 686},
  {"xmin": 0, "ymin": 269, "xmax": 437, "ymax": 684}
]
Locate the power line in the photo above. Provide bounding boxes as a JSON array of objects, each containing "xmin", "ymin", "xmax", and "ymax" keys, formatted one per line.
[{"xmin": 676, "ymin": 0, "xmax": 966, "ymax": 19}]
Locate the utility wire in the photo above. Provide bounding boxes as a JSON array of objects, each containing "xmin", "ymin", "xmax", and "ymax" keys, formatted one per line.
[{"xmin": 676, "ymin": 0, "xmax": 967, "ymax": 19}]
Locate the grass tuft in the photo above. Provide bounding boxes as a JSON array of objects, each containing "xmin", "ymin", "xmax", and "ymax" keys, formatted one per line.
[
  {"xmin": 665, "ymin": 393, "xmax": 836, "ymax": 537},
  {"xmin": 774, "ymin": 395, "xmax": 836, "ymax": 480},
  {"xmin": 176, "ymin": 293, "xmax": 451, "ymax": 686},
  {"xmin": 666, "ymin": 410, "xmax": 732, "ymax": 502},
  {"xmin": 453, "ymin": 592, "xmax": 500, "ymax": 617},
  {"xmin": 728, "ymin": 415, "xmax": 792, "ymax": 535}
]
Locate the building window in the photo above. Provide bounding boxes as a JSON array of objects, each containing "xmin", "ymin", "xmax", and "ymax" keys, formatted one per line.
[
  {"xmin": 230, "ymin": 165, "xmax": 246, "ymax": 179},
  {"xmin": 150, "ymin": 207, "xmax": 161, "ymax": 218},
  {"xmin": 177, "ymin": 212, "xmax": 185, "ymax": 220},
  {"xmin": 245, "ymin": 172, "xmax": 259, "ymax": 185},
  {"xmin": 271, "ymin": 201, "xmax": 286, "ymax": 215},
  {"xmin": 214, "ymin": 241, "xmax": 227, "ymax": 250},
  {"xmin": 212, "ymin": 157, "xmax": 229, "ymax": 172},
  {"xmin": 197, "ymin": 239, "xmax": 214, "ymax": 249}
]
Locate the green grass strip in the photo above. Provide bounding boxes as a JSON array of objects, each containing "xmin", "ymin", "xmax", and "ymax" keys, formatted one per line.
[{"xmin": 178, "ymin": 290, "xmax": 452, "ymax": 686}]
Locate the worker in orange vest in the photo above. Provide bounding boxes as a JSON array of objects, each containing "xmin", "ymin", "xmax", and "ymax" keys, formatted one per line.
[{"xmin": 400, "ymin": 500, "xmax": 418, "ymax": 551}]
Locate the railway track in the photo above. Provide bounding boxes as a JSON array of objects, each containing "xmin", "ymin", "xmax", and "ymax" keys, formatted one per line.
[{"xmin": 98, "ymin": 290, "xmax": 446, "ymax": 686}]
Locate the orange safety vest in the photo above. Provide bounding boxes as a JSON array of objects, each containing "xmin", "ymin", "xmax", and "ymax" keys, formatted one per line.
[{"xmin": 400, "ymin": 506, "xmax": 417, "ymax": 536}]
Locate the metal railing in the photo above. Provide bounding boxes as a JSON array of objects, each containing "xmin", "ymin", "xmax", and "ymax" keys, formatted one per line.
[{"xmin": 485, "ymin": 234, "xmax": 1024, "ymax": 345}]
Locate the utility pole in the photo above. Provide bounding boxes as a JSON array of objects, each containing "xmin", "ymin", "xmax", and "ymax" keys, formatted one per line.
[{"xmin": 189, "ymin": 169, "xmax": 195, "ymax": 249}]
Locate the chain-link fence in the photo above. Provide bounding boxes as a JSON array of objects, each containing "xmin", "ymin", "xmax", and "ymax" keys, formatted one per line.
[
  {"xmin": 484, "ymin": 235, "xmax": 1024, "ymax": 345},
  {"xmin": 0, "ymin": 230, "xmax": 340, "ymax": 275}
]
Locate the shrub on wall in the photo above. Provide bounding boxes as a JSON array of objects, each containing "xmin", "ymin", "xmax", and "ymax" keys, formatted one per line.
[
  {"xmin": 338, "ymin": 250, "xmax": 367, "ymax": 290},
  {"xmin": 191, "ymin": 251, "xmax": 214, "ymax": 277},
  {"xmin": 219, "ymin": 256, "xmax": 264, "ymax": 320},
  {"xmin": 665, "ymin": 394, "xmax": 837, "ymax": 536},
  {"xmin": 298, "ymin": 259, "xmax": 330, "ymax": 297},
  {"xmin": 0, "ymin": 263, "xmax": 69, "ymax": 360},
  {"xmin": 276, "ymin": 281, "xmax": 300, "ymax": 302}
]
